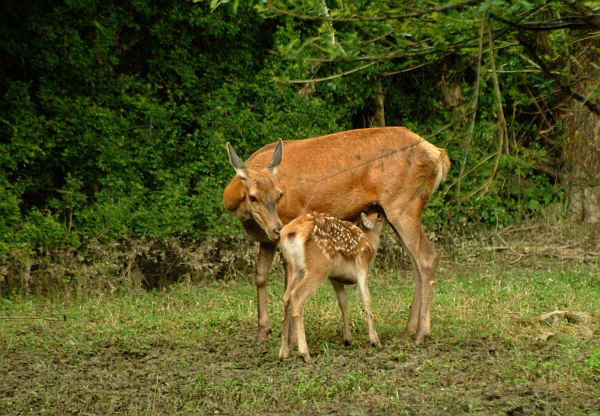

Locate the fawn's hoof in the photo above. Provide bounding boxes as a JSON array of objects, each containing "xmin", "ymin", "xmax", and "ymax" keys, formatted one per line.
[{"xmin": 299, "ymin": 352, "xmax": 312, "ymax": 363}]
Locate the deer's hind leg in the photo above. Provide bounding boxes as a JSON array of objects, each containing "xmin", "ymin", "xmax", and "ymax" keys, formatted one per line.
[{"xmin": 383, "ymin": 201, "xmax": 439, "ymax": 345}]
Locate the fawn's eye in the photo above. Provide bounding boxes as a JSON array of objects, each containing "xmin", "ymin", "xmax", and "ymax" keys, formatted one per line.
[{"xmin": 249, "ymin": 195, "xmax": 258, "ymax": 202}]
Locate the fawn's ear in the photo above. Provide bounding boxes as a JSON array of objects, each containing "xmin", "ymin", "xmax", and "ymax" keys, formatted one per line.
[{"xmin": 360, "ymin": 212, "xmax": 374, "ymax": 230}]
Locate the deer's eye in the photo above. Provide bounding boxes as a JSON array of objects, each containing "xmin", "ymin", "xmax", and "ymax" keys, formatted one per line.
[
  {"xmin": 249, "ymin": 195, "xmax": 258, "ymax": 202},
  {"xmin": 278, "ymin": 191, "xmax": 284, "ymax": 200}
]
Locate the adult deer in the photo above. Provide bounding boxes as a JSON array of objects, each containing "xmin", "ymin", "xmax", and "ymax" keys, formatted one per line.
[
  {"xmin": 223, "ymin": 127, "xmax": 450, "ymax": 345},
  {"xmin": 279, "ymin": 210, "xmax": 388, "ymax": 362}
]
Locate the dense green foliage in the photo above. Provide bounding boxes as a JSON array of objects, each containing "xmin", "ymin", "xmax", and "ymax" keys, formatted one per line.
[
  {"xmin": 0, "ymin": 0, "xmax": 352, "ymax": 254},
  {"xmin": 1, "ymin": 0, "xmax": 597, "ymax": 292}
]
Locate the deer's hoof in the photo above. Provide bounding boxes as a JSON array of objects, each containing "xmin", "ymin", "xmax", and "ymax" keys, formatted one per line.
[
  {"xmin": 414, "ymin": 332, "xmax": 431, "ymax": 346},
  {"xmin": 401, "ymin": 329, "xmax": 414, "ymax": 340}
]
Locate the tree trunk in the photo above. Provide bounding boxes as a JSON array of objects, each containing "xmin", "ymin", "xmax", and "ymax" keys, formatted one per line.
[
  {"xmin": 372, "ymin": 77, "xmax": 385, "ymax": 127},
  {"xmin": 562, "ymin": 42, "xmax": 600, "ymax": 223}
]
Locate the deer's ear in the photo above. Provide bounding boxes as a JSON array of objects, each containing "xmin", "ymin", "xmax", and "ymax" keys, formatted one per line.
[
  {"xmin": 268, "ymin": 138, "xmax": 283, "ymax": 175},
  {"xmin": 227, "ymin": 142, "xmax": 249, "ymax": 181},
  {"xmin": 360, "ymin": 212, "xmax": 374, "ymax": 230}
]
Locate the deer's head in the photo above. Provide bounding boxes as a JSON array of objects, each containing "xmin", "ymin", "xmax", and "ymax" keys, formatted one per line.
[{"xmin": 227, "ymin": 139, "xmax": 284, "ymax": 241}]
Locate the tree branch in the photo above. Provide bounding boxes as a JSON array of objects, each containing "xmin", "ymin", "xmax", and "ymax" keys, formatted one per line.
[
  {"xmin": 566, "ymin": 0, "xmax": 600, "ymax": 29},
  {"xmin": 517, "ymin": 36, "xmax": 600, "ymax": 117},
  {"xmin": 490, "ymin": 14, "xmax": 590, "ymax": 31},
  {"xmin": 265, "ymin": 0, "xmax": 484, "ymax": 23},
  {"xmin": 456, "ymin": 15, "xmax": 486, "ymax": 201},
  {"xmin": 279, "ymin": 62, "xmax": 376, "ymax": 84}
]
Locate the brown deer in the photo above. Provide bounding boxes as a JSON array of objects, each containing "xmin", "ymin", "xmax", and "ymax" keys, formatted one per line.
[
  {"xmin": 279, "ymin": 210, "xmax": 388, "ymax": 362},
  {"xmin": 223, "ymin": 127, "xmax": 451, "ymax": 345}
]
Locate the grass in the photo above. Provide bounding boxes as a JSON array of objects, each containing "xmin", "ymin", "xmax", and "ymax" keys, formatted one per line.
[{"xmin": 0, "ymin": 255, "xmax": 599, "ymax": 415}]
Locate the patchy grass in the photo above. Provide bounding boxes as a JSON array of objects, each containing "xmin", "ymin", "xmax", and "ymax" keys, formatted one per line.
[{"xmin": 0, "ymin": 256, "xmax": 599, "ymax": 415}]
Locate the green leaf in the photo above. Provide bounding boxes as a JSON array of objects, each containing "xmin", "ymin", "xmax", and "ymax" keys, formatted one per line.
[{"xmin": 528, "ymin": 199, "xmax": 540, "ymax": 211}]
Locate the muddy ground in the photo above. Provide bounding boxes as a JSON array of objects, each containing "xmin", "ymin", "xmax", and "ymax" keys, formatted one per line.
[{"xmin": 1, "ymin": 321, "xmax": 599, "ymax": 415}]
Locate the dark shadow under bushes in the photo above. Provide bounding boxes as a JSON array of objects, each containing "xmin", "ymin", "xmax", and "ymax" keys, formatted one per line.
[
  {"xmin": 4, "ymin": 215, "xmax": 599, "ymax": 299},
  {"xmin": 20, "ymin": 209, "xmax": 588, "ymax": 299},
  {"xmin": 0, "ymin": 235, "xmax": 260, "ymax": 298},
  {"xmin": 0, "ymin": 229, "xmax": 416, "ymax": 298}
]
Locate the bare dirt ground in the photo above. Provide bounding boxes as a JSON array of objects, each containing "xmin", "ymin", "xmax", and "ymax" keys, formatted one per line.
[{"xmin": 2, "ymin": 319, "xmax": 599, "ymax": 415}]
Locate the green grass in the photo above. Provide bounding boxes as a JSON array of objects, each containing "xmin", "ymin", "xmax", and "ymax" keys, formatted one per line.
[{"xmin": 0, "ymin": 257, "xmax": 599, "ymax": 415}]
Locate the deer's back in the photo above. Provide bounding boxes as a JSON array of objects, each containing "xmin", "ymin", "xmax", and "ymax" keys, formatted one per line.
[{"xmin": 244, "ymin": 127, "xmax": 447, "ymax": 223}]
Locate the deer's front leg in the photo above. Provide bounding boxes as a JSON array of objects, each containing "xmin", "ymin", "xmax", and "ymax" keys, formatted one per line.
[
  {"xmin": 283, "ymin": 258, "xmax": 299, "ymax": 348},
  {"xmin": 255, "ymin": 242, "xmax": 277, "ymax": 344},
  {"xmin": 330, "ymin": 279, "xmax": 352, "ymax": 346}
]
